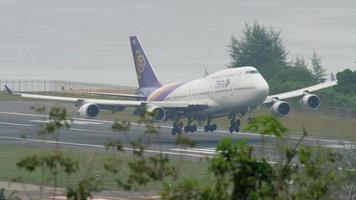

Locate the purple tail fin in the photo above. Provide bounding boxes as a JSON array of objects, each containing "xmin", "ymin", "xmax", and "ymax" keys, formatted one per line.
[{"xmin": 130, "ymin": 36, "xmax": 162, "ymax": 89}]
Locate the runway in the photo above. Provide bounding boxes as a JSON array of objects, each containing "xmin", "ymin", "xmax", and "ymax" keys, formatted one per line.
[{"xmin": 0, "ymin": 101, "xmax": 353, "ymax": 160}]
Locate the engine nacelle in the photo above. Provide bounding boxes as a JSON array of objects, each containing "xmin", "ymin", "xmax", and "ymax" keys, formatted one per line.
[
  {"xmin": 270, "ymin": 101, "xmax": 291, "ymax": 117},
  {"xmin": 301, "ymin": 94, "xmax": 320, "ymax": 109},
  {"xmin": 146, "ymin": 105, "xmax": 166, "ymax": 122},
  {"xmin": 78, "ymin": 103, "xmax": 100, "ymax": 118}
]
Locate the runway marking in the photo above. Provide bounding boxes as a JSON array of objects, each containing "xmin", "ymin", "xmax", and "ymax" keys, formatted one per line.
[
  {"xmin": 325, "ymin": 144, "xmax": 355, "ymax": 149},
  {"xmin": 188, "ymin": 148, "xmax": 216, "ymax": 152},
  {"xmin": 30, "ymin": 119, "xmax": 104, "ymax": 125},
  {"xmin": 70, "ymin": 128, "xmax": 115, "ymax": 134},
  {"xmin": 170, "ymin": 148, "xmax": 216, "ymax": 154},
  {"xmin": 0, "ymin": 121, "xmax": 34, "ymax": 127},
  {"xmin": 0, "ymin": 111, "xmax": 353, "ymax": 145},
  {"xmin": 52, "ymin": 196, "xmax": 109, "ymax": 200},
  {"xmin": 0, "ymin": 136, "xmax": 208, "ymax": 158},
  {"xmin": 0, "ymin": 111, "xmax": 44, "ymax": 118}
]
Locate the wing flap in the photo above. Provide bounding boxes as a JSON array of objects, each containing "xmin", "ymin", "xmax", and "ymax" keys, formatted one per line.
[
  {"xmin": 87, "ymin": 91, "xmax": 144, "ymax": 99},
  {"xmin": 4, "ymin": 85, "xmax": 211, "ymax": 112}
]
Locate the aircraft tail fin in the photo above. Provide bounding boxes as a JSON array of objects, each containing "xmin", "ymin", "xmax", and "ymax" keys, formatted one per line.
[
  {"xmin": 4, "ymin": 85, "xmax": 13, "ymax": 94},
  {"xmin": 129, "ymin": 36, "xmax": 161, "ymax": 89},
  {"xmin": 330, "ymin": 72, "xmax": 336, "ymax": 82}
]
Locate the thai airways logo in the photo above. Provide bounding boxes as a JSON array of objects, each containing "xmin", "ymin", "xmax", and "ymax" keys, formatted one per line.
[
  {"xmin": 135, "ymin": 50, "xmax": 145, "ymax": 79},
  {"xmin": 225, "ymin": 79, "xmax": 230, "ymax": 87}
]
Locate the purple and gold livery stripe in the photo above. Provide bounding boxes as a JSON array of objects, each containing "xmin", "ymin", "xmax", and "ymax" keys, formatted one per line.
[{"xmin": 147, "ymin": 82, "xmax": 187, "ymax": 101}]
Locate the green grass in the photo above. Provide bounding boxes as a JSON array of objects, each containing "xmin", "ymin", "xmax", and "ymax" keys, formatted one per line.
[{"xmin": 0, "ymin": 144, "xmax": 211, "ymax": 191}]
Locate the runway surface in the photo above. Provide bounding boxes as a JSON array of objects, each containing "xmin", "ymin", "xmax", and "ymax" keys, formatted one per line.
[{"xmin": 0, "ymin": 101, "xmax": 354, "ymax": 160}]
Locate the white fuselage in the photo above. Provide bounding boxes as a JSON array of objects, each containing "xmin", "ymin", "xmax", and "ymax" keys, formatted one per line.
[{"xmin": 147, "ymin": 67, "xmax": 269, "ymax": 118}]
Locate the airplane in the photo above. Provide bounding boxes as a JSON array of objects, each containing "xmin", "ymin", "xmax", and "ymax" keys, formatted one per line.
[{"xmin": 4, "ymin": 36, "xmax": 338, "ymax": 135}]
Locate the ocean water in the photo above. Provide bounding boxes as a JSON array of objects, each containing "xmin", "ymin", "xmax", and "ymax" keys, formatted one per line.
[{"xmin": 0, "ymin": 0, "xmax": 355, "ymax": 86}]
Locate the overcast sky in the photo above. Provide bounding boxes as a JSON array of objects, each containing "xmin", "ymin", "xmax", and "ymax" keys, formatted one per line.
[{"xmin": 0, "ymin": 0, "xmax": 355, "ymax": 87}]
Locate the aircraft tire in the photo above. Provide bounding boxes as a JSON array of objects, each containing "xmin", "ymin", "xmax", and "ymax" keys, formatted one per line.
[
  {"xmin": 184, "ymin": 125, "xmax": 197, "ymax": 133},
  {"xmin": 229, "ymin": 126, "xmax": 234, "ymax": 133},
  {"xmin": 171, "ymin": 128, "xmax": 177, "ymax": 135},
  {"xmin": 204, "ymin": 126, "xmax": 209, "ymax": 132},
  {"xmin": 212, "ymin": 124, "xmax": 217, "ymax": 131},
  {"xmin": 192, "ymin": 125, "xmax": 197, "ymax": 132},
  {"xmin": 172, "ymin": 128, "xmax": 182, "ymax": 135},
  {"xmin": 234, "ymin": 125, "xmax": 240, "ymax": 132}
]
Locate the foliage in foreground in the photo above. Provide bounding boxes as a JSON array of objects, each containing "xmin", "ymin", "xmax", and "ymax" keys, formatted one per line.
[
  {"xmin": 161, "ymin": 117, "xmax": 346, "ymax": 200},
  {"xmin": 2, "ymin": 107, "xmax": 354, "ymax": 199}
]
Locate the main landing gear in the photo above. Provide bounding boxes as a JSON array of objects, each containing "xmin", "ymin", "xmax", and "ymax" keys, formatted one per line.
[
  {"xmin": 204, "ymin": 118, "xmax": 217, "ymax": 132},
  {"xmin": 171, "ymin": 121, "xmax": 183, "ymax": 135},
  {"xmin": 229, "ymin": 114, "xmax": 240, "ymax": 133},
  {"xmin": 171, "ymin": 118, "xmax": 198, "ymax": 135},
  {"xmin": 184, "ymin": 118, "xmax": 197, "ymax": 133},
  {"xmin": 171, "ymin": 115, "xmax": 241, "ymax": 135}
]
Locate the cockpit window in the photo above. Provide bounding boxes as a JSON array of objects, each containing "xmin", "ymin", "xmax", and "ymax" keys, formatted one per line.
[{"xmin": 245, "ymin": 70, "xmax": 259, "ymax": 74}]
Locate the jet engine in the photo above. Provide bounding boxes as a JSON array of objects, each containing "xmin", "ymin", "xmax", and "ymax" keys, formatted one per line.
[
  {"xmin": 146, "ymin": 105, "xmax": 166, "ymax": 122},
  {"xmin": 270, "ymin": 100, "xmax": 291, "ymax": 117},
  {"xmin": 78, "ymin": 103, "xmax": 100, "ymax": 118},
  {"xmin": 300, "ymin": 93, "xmax": 320, "ymax": 109}
]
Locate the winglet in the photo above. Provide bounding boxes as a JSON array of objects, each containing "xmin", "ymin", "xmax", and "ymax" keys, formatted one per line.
[
  {"xmin": 4, "ymin": 85, "xmax": 13, "ymax": 94},
  {"xmin": 330, "ymin": 72, "xmax": 336, "ymax": 82}
]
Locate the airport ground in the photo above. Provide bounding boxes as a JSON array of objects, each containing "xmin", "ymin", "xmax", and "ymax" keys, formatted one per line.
[
  {"xmin": 0, "ymin": 99, "xmax": 355, "ymax": 198},
  {"xmin": 1, "ymin": 92, "xmax": 355, "ymax": 139}
]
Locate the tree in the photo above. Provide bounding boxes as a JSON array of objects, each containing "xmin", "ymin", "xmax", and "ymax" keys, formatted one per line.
[
  {"xmin": 229, "ymin": 22, "xmax": 318, "ymax": 95},
  {"xmin": 290, "ymin": 56, "xmax": 315, "ymax": 83},
  {"xmin": 311, "ymin": 51, "xmax": 327, "ymax": 83},
  {"xmin": 229, "ymin": 22, "xmax": 288, "ymax": 80},
  {"xmin": 269, "ymin": 56, "xmax": 316, "ymax": 94},
  {"xmin": 335, "ymin": 69, "xmax": 356, "ymax": 94}
]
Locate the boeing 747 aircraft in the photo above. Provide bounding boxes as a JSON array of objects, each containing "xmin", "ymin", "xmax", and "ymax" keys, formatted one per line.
[{"xmin": 5, "ymin": 36, "xmax": 337, "ymax": 134}]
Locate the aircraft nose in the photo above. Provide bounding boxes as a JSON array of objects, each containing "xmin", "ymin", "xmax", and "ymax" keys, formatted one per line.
[{"xmin": 256, "ymin": 79, "xmax": 269, "ymax": 99}]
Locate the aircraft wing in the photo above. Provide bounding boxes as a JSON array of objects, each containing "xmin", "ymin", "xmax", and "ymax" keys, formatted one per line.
[
  {"xmin": 3, "ymin": 85, "xmax": 211, "ymax": 111},
  {"xmin": 87, "ymin": 91, "xmax": 144, "ymax": 99},
  {"xmin": 263, "ymin": 73, "xmax": 337, "ymax": 104}
]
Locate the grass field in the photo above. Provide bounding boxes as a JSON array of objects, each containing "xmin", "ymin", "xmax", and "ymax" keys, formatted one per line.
[{"xmin": 0, "ymin": 144, "xmax": 211, "ymax": 192}]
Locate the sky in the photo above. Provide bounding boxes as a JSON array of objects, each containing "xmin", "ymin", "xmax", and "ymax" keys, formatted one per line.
[{"xmin": 0, "ymin": 0, "xmax": 355, "ymax": 87}]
